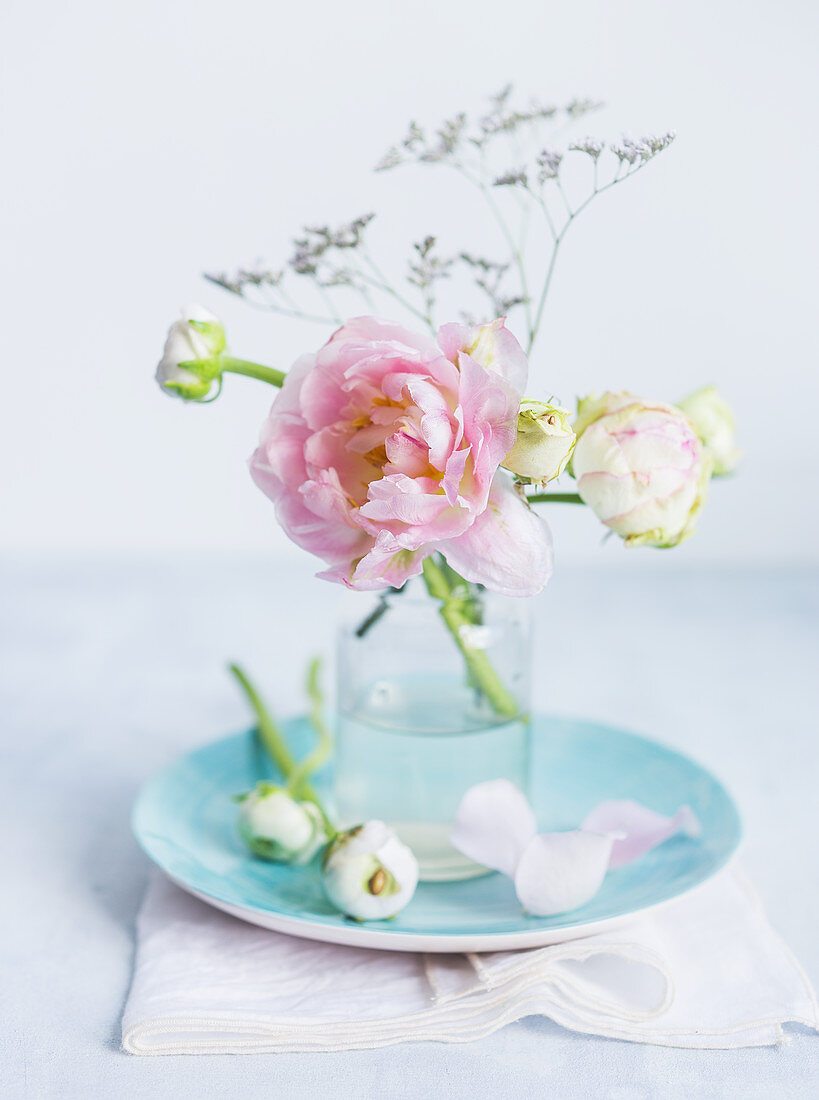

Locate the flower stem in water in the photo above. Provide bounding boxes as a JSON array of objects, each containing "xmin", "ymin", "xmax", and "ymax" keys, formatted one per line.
[{"xmin": 421, "ymin": 557, "xmax": 519, "ymax": 719}]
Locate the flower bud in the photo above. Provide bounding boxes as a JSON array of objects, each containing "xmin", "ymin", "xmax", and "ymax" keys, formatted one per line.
[
  {"xmin": 501, "ymin": 401, "xmax": 576, "ymax": 484},
  {"xmin": 677, "ymin": 385, "xmax": 740, "ymax": 476},
  {"xmin": 237, "ymin": 782, "xmax": 328, "ymax": 864},
  {"xmin": 573, "ymin": 390, "xmax": 634, "ymax": 437},
  {"xmin": 322, "ymin": 820, "xmax": 419, "ymax": 920},
  {"xmin": 155, "ymin": 304, "xmax": 226, "ymax": 400},
  {"xmin": 573, "ymin": 392, "xmax": 711, "ymax": 548}
]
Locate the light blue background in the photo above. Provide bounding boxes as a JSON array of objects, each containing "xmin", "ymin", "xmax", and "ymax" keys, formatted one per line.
[{"xmin": 2, "ymin": 558, "xmax": 816, "ymax": 1097}]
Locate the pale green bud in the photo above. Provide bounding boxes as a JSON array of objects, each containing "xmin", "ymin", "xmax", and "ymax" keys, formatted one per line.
[
  {"xmin": 677, "ymin": 385, "xmax": 740, "ymax": 476},
  {"xmin": 502, "ymin": 400, "xmax": 576, "ymax": 484},
  {"xmin": 155, "ymin": 304, "xmax": 226, "ymax": 401},
  {"xmin": 237, "ymin": 782, "xmax": 328, "ymax": 864}
]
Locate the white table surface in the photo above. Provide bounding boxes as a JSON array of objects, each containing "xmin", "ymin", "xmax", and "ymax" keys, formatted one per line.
[{"xmin": 2, "ymin": 556, "xmax": 817, "ymax": 1098}]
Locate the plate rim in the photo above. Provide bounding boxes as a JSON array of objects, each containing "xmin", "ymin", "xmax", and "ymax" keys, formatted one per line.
[
  {"xmin": 166, "ymin": 858, "xmax": 740, "ymax": 953},
  {"xmin": 132, "ymin": 714, "xmax": 743, "ymax": 952}
]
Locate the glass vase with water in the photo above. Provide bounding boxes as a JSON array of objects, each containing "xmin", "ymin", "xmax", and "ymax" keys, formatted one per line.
[{"xmin": 334, "ymin": 573, "xmax": 531, "ymax": 881}]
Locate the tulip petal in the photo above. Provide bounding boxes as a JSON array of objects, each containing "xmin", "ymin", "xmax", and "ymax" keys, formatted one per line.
[
  {"xmin": 437, "ymin": 318, "xmax": 528, "ymax": 393},
  {"xmin": 514, "ymin": 831, "xmax": 614, "ymax": 916},
  {"xmin": 251, "ymin": 316, "xmax": 529, "ymax": 594},
  {"xmin": 440, "ymin": 475, "xmax": 553, "ymax": 597},
  {"xmin": 324, "ymin": 530, "xmax": 427, "ymax": 591},
  {"xmin": 449, "ymin": 779, "xmax": 537, "ymax": 877},
  {"xmin": 581, "ymin": 799, "xmax": 701, "ymax": 869}
]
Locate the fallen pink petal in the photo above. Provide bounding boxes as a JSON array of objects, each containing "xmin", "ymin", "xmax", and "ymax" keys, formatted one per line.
[{"xmin": 582, "ymin": 799, "xmax": 702, "ymax": 869}]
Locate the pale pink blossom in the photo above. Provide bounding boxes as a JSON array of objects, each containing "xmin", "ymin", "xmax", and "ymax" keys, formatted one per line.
[{"xmin": 250, "ymin": 316, "xmax": 552, "ymax": 594}]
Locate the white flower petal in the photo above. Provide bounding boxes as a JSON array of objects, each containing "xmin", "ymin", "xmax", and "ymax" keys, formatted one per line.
[
  {"xmin": 581, "ymin": 799, "xmax": 701, "ymax": 869},
  {"xmin": 514, "ymin": 831, "xmax": 613, "ymax": 916},
  {"xmin": 449, "ymin": 779, "xmax": 537, "ymax": 877}
]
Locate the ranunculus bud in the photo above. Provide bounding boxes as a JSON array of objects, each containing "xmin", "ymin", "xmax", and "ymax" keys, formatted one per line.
[
  {"xmin": 155, "ymin": 304, "xmax": 226, "ymax": 400},
  {"xmin": 677, "ymin": 385, "xmax": 740, "ymax": 476},
  {"xmin": 322, "ymin": 820, "xmax": 419, "ymax": 920},
  {"xmin": 237, "ymin": 782, "xmax": 328, "ymax": 864},
  {"xmin": 501, "ymin": 401, "xmax": 576, "ymax": 484},
  {"xmin": 572, "ymin": 392, "xmax": 711, "ymax": 548},
  {"xmin": 573, "ymin": 390, "xmax": 635, "ymax": 436}
]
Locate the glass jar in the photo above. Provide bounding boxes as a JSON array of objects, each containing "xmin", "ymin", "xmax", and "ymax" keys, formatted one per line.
[{"xmin": 333, "ymin": 575, "xmax": 531, "ymax": 881}]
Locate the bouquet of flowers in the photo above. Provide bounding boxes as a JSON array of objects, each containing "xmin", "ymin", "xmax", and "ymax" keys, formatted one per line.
[{"xmin": 154, "ymin": 89, "xmax": 738, "ymax": 921}]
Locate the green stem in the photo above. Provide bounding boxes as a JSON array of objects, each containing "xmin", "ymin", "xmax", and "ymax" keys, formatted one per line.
[
  {"xmin": 228, "ymin": 663, "xmax": 323, "ymax": 812},
  {"xmin": 421, "ymin": 557, "xmax": 518, "ymax": 719},
  {"xmin": 354, "ymin": 597, "xmax": 391, "ymax": 639},
  {"xmin": 221, "ymin": 358, "xmax": 285, "ymax": 387},
  {"xmin": 354, "ymin": 583, "xmax": 407, "ymax": 638},
  {"xmin": 527, "ymin": 491, "xmax": 584, "ymax": 505},
  {"xmin": 287, "ymin": 658, "xmax": 333, "ymax": 798}
]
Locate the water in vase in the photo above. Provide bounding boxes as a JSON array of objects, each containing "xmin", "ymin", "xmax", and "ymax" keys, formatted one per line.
[{"xmin": 334, "ymin": 673, "xmax": 530, "ymax": 881}]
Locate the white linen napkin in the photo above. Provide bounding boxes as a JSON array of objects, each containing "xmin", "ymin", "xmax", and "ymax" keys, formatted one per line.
[{"xmin": 122, "ymin": 867, "xmax": 817, "ymax": 1054}]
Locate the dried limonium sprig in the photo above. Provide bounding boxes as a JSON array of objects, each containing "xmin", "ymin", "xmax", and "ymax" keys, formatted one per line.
[
  {"xmin": 208, "ymin": 213, "xmax": 405, "ymax": 326},
  {"xmin": 206, "ymin": 87, "xmax": 675, "ymax": 355},
  {"xmin": 459, "ymin": 253, "xmax": 524, "ymax": 318},
  {"xmin": 568, "ymin": 137, "xmax": 604, "ymax": 160},
  {"xmin": 369, "ymin": 87, "xmax": 675, "ymax": 352},
  {"xmin": 376, "ymin": 87, "xmax": 601, "ymax": 171},
  {"xmin": 536, "ymin": 150, "xmax": 563, "ymax": 182},
  {"xmin": 610, "ymin": 132, "xmax": 676, "ymax": 165},
  {"xmin": 407, "ymin": 237, "xmax": 454, "ymax": 326},
  {"xmin": 466, "ymin": 113, "xmax": 677, "ymax": 345},
  {"xmin": 494, "ymin": 168, "xmax": 529, "ymax": 188},
  {"xmin": 565, "ymin": 97, "xmax": 606, "ymax": 119}
]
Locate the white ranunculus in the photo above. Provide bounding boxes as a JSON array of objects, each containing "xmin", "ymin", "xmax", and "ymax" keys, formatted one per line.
[
  {"xmin": 237, "ymin": 782, "xmax": 328, "ymax": 864},
  {"xmin": 572, "ymin": 391, "xmax": 711, "ymax": 548},
  {"xmin": 677, "ymin": 385, "xmax": 740, "ymax": 476},
  {"xmin": 501, "ymin": 400, "xmax": 576, "ymax": 484},
  {"xmin": 322, "ymin": 820, "xmax": 419, "ymax": 920},
  {"xmin": 155, "ymin": 304, "xmax": 225, "ymax": 400}
]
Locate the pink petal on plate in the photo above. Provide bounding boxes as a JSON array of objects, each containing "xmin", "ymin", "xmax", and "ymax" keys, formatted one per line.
[
  {"xmin": 514, "ymin": 831, "xmax": 614, "ymax": 916},
  {"xmin": 581, "ymin": 799, "xmax": 701, "ymax": 869},
  {"xmin": 450, "ymin": 779, "xmax": 537, "ymax": 877}
]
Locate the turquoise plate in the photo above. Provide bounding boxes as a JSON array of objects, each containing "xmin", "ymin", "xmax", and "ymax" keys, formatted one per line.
[{"xmin": 132, "ymin": 715, "xmax": 742, "ymax": 952}]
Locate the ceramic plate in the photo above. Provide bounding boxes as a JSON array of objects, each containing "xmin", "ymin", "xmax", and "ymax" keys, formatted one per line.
[{"xmin": 132, "ymin": 715, "xmax": 741, "ymax": 952}]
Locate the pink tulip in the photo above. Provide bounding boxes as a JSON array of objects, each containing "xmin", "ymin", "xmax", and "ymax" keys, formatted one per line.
[{"xmin": 250, "ymin": 316, "xmax": 552, "ymax": 594}]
